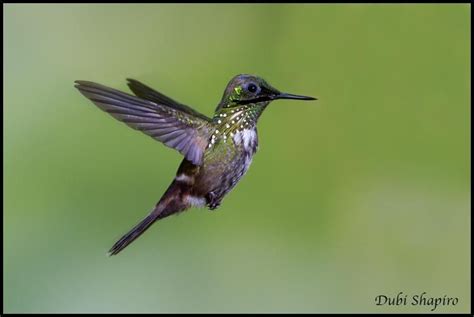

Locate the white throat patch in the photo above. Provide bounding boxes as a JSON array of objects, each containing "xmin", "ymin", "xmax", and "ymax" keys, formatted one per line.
[{"xmin": 233, "ymin": 129, "xmax": 257, "ymax": 153}]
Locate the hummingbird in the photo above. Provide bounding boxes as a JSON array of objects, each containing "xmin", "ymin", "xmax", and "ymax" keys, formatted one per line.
[{"xmin": 75, "ymin": 74, "xmax": 316, "ymax": 255}]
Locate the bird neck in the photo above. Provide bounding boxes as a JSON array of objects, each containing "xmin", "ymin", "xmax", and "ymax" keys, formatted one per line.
[
  {"xmin": 212, "ymin": 103, "xmax": 267, "ymax": 132},
  {"xmin": 207, "ymin": 103, "xmax": 266, "ymax": 150}
]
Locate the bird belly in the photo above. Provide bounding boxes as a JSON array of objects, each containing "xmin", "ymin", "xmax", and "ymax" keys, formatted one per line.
[{"xmin": 193, "ymin": 128, "xmax": 258, "ymax": 208}]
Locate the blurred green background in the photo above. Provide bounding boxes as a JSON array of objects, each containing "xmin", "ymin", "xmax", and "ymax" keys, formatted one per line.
[{"xmin": 4, "ymin": 4, "xmax": 470, "ymax": 313}]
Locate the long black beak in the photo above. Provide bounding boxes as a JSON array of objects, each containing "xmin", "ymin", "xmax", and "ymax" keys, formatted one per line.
[{"xmin": 275, "ymin": 93, "xmax": 317, "ymax": 101}]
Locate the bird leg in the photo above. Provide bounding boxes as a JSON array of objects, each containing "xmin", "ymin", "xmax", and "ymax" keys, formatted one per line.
[{"xmin": 206, "ymin": 191, "xmax": 221, "ymax": 210}]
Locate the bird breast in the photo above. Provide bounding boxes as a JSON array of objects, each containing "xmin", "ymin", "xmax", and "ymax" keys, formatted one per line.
[{"xmin": 233, "ymin": 128, "xmax": 258, "ymax": 154}]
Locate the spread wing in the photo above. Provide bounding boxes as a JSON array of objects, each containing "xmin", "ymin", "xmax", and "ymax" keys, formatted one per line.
[
  {"xmin": 75, "ymin": 80, "xmax": 212, "ymax": 165},
  {"xmin": 126, "ymin": 78, "xmax": 211, "ymax": 122}
]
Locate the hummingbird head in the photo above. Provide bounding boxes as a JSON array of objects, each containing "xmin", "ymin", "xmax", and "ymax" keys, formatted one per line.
[{"xmin": 216, "ymin": 74, "xmax": 316, "ymax": 111}]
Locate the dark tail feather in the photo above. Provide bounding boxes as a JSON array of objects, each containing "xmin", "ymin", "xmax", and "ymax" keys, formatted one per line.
[
  {"xmin": 107, "ymin": 210, "xmax": 160, "ymax": 256},
  {"xmin": 107, "ymin": 181, "xmax": 189, "ymax": 256}
]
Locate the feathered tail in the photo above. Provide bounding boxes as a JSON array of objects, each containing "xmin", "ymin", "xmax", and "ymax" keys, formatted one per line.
[
  {"xmin": 107, "ymin": 209, "xmax": 161, "ymax": 256},
  {"xmin": 107, "ymin": 181, "xmax": 188, "ymax": 256}
]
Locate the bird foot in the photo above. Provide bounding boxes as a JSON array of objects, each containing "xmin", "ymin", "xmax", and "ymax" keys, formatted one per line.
[{"xmin": 206, "ymin": 192, "xmax": 221, "ymax": 211}]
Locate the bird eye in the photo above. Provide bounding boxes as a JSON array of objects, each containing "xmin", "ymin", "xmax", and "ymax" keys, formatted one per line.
[{"xmin": 247, "ymin": 83, "xmax": 258, "ymax": 93}]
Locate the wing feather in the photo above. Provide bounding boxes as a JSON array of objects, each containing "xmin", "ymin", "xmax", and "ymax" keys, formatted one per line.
[
  {"xmin": 126, "ymin": 78, "xmax": 211, "ymax": 121},
  {"xmin": 75, "ymin": 80, "xmax": 211, "ymax": 165}
]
